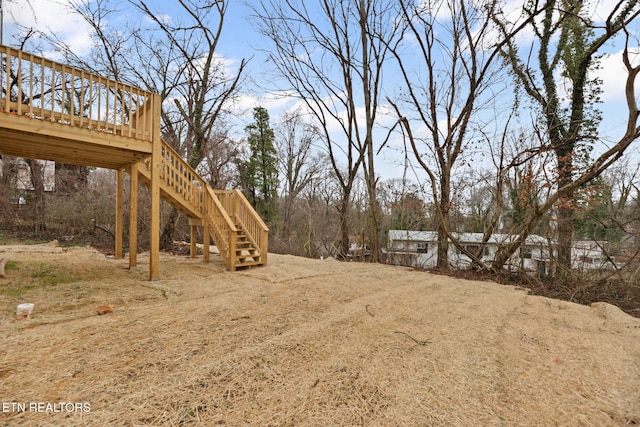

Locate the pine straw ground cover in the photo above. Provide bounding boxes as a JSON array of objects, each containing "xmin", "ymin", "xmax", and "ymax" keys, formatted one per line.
[{"xmin": 0, "ymin": 243, "xmax": 639, "ymax": 426}]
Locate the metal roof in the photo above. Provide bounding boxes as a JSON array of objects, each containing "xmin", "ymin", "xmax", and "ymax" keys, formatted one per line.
[{"xmin": 388, "ymin": 230, "xmax": 550, "ymax": 246}]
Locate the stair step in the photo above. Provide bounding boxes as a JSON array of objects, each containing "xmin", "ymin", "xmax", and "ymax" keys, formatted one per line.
[
  {"xmin": 236, "ymin": 249, "xmax": 259, "ymax": 257},
  {"xmin": 236, "ymin": 253, "xmax": 259, "ymax": 260},
  {"xmin": 236, "ymin": 260, "xmax": 265, "ymax": 269},
  {"xmin": 236, "ymin": 246, "xmax": 258, "ymax": 253}
]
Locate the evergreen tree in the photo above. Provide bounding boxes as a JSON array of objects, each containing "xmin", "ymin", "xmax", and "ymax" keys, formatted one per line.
[{"xmin": 237, "ymin": 106, "xmax": 279, "ymax": 224}]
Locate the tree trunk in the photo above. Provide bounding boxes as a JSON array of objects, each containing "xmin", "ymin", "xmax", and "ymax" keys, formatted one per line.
[
  {"xmin": 436, "ymin": 177, "xmax": 450, "ymax": 268},
  {"xmin": 26, "ymin": 159, "xmax": 46, "ymax": 233},
  {"xmin": 556, "ymin": 195, "xmax": 574, "ymax": 279},
  {"xmin": 55, "ymin": 163, "xmax": 88, "ymax": 194},
  {"xmin": 552, "ymin": 132, "xmax": 575, "ymax": 276},
  {"xmin": 160, "ymin": 207, "xmax": 179, "ymax": 251},
  {"xmin": 337, "ymin": 192, "xmax": 351, "ymax": 260},
  {"xmin": 367, "ymin": 183, "xmax": 380, "ymax": 262},
  {"xmin": 0, "ymin": 156, "xmax": 16, "ymax": 226}
]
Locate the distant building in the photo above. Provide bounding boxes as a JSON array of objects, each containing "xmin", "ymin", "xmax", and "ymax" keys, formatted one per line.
[
  {"xmin": 387, "ymin": 230, "xmax": 551, "ymax": 276},
  {"xmin": 0, "ymin": 157, "xmax": 55, "ymax": 197},
  {"xmin": 572, "ymin": 241, "xmax": 616, "ymax": 271},
  {"xmin": 348, "ymin": 235, "xmax": 370, "ymax": 260},
  {"xmin": 0, "ymin": 158, "xmax": 55, "ymax": 223}
]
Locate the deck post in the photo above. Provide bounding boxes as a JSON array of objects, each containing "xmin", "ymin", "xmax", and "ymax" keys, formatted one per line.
[
  {"xmin": 129, "ymin": 162, "xmax": 139, "ymax": 268},
  {"xmin": 149, "ymin": 94, "xmax": 162, "ymax": 280},
  {"xmin": 115, "ymin": 168, "xmax": 124, "ymax": 258},
  {"xmin": 203, "ymin": 217, "xmax": 210, "ymax": 264}
]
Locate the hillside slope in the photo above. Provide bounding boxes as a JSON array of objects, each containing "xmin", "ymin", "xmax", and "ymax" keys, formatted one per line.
[{"xmin": 1, "ymin": 243, "xmax": 639, "ymax": 425}]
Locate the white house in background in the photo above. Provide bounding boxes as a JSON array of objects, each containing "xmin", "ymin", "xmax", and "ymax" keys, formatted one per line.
[
  {"xmin": 0, "ymin": 157, "xmax": 55, "ymax": 197},
  {"xmin": 387, "ymin": 230, "xmax": 551, "ymax": 275},
  {"xmin": 572, "ymin": 241, "xmax": 616, "ymax": 271}
]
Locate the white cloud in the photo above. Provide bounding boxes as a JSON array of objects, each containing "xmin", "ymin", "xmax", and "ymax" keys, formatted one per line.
[
  {"xmin": 261, "ymin": 90, "xmax": 300, "ymax": 112},
  {"xmin": 589, "ymin": 0, "xmax": 627, "ymax": 23},
  {"xmin": 597, "ymin": 48, "xmax": 640, "ymax": 102},
  {"xmin": 5, "ymin": 0, "xmax": 93, "ymax": 56},
  {"xmin": 230, "ymin": 90, "xmax": 299, "ymax": 119}
]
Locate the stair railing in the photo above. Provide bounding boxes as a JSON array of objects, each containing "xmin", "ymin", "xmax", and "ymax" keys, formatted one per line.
[
  {"xmin": 205, "ymin": 186, "xmax": 238, "ymax": 270},
  {"xmin": 139, "ymin": 140, "xmax": 206, "ymax": 218},
  {"xmin": 139, "ymin": 142, "xmax": 268, "ymax": 271},
  {"xmin": 212, "ymin": 190, "xmax": 269, "ymax": 265},
  {"xmin": 159, "ymin": 141, "xmax": 206, "ymax": 215}
]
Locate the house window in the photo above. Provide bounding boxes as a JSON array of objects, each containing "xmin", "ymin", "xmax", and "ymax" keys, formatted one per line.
[
  {"xmin": 416, "ymin": 242, "xmax": 428, "ymax": 253},
  {"xmin": 522, "ymin": 248, "xmax": 532, "ymax": 259}
]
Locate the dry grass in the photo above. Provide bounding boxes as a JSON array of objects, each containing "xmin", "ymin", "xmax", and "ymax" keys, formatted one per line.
[{"xmin": 1, "ymin": 243, "xmax": 639, "ymax": 426}]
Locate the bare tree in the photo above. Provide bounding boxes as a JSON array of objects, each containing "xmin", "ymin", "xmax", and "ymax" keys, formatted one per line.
[
  {"xmin": 388, "ymin": 0, "xmax": 542, "ymax": 268},
  {"xmin": 40, "ymin": 0, "xmax": 248, "ymax": 249},
  {"xmin": 275, "ymin": 110, "xmax": 323, "ymax": 241},
  {"xmin": 253, "ymin": 0, "xmax": 403, "ymax": 260},
  {"xmin": 129, "ymin": 0, "xmax": 248, "ymax": 248},
  {"xmin": 491, "ymin": 0, "xmax": 640, "ymax": 275},
  {"xmin": 199, "ymin": 126, "xmax": 240, "ymax": 190}
]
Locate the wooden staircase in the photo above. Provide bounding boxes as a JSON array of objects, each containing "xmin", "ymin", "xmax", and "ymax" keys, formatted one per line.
[
  {"xmin": 205, "ymin": 184, "xmax": 269, "ymax": 271},
  {"xmin": 134, "ymin": 130, "xmax": 269, "ymax": 271},
  {"xmin": 0, "ymin": 44, "xmax": 268, "ymax": 276},
  {"xmin": 235, "ymin": 228, "xmax": 263, "ymax": 268}
]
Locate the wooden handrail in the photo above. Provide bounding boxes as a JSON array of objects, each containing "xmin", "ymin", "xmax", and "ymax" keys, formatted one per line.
[
  {"xmin": 141, "ymin": 140, "xmax": 207, "ymax": 217},
  {"xmin": 0, "ymin": 44, "xmax": 154, "ymax": 142},
  {"xmin": 205, "ymin": 186, "xmax": 238, "ymax": 270},
  {"xmin": 212, "ymin": 189, "xmax": 269, "ymax": 267},
  {"xmin": 138, "ymin": 142, "xmax": 268, "ymax": 271}
]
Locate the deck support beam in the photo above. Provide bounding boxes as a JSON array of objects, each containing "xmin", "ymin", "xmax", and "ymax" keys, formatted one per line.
[
  {"xmin": 129, "ymin": 162, "xmax": 139, "ymax": 268},
  {"xmin": 203, "ymin": 219, "xmax": 210, "ymax": 263},
  {"xmin": 188, "ymin": 218, "xmax": 210, "ymax": 263},
  {"xmin": 115, "ymin": 168, "xmax": 124, "ymax": 258},
  {"xmin": 149, "ymin": 94, "xmax": 162, "ymax": 280}
]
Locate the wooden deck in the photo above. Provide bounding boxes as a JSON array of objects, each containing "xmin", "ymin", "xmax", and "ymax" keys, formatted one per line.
[{"xmin": 0, "ymin": 45, "xmax": 268, "ymax": 279}]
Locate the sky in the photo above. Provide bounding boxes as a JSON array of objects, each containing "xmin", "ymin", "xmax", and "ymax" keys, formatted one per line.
[{"xmin": 2, "ymin": 0, "xmax": 639, "ymax": 183}]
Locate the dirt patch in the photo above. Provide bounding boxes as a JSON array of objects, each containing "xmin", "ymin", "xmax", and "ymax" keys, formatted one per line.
[{"xmin": 1, "ymin": 243, "xmax": 639, "ymax": 425}]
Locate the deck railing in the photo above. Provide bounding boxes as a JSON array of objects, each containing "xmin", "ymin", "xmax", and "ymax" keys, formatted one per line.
[{"xmin": 0, "ymin": 45, "xmax": 154, "ymax": 141}]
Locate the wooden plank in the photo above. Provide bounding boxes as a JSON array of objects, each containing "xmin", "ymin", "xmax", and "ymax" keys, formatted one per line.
[
  {"xmin": 137, "ymin": 165, "xmax": 203, "ymax": 219},
  {"xmin": 149, "ymin": 94, "xmax": 161, "ymax": 281},
  {"xmin": 0, "ymin": 113, "xmax": 152, "ymax": 152},
  {"xmin": 0, "ymin": 146, "xmax": 140, "ymax": 169},
  {"xmin": 115, "ymin": 169, "xmax": 124, "ymax": 258},
  {"xmin": 203, "ymin": 217, "xmax": 210, "ymax": 264},
  {"xmin": 129, "ymin": 162, "xmax": 139, "ymax": 268},
  {"xmin": 4, "ymin": 47, "xmax": 9, "ymax": 110},
  {"xmin": 17, "ymin": 50, "xmax": 23, "ymax": 115},
  {"xmin": 0, "ymin": 132, "xmax": 148, "ymax": 170}
]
